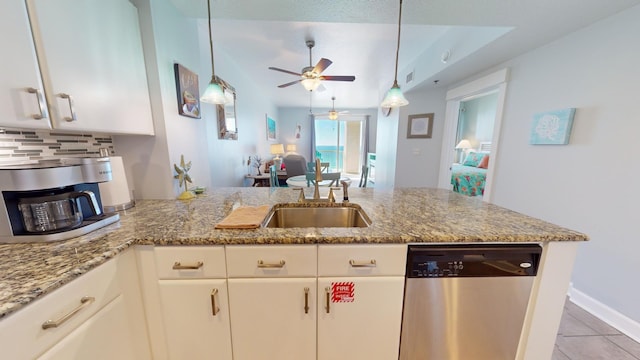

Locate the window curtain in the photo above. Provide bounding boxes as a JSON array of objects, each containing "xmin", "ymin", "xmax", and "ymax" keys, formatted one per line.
[
  {"xmin": 309, "ymin": 113, "xmax": 317, "ymax": 161},
  {"xmin": 361, "ymin": 115, "xmax": 370, "ymax": 166}
]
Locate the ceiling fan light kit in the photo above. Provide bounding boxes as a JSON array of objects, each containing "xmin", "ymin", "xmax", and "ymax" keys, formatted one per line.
[
  {"xmin": 381, "ymin": 0, "xmax": 409, "ymax": 109},
  {"xmin": 269, "ymin": 40, "xmax": 356, "ymax": 91},
  {"xmin": 201, "ymin": 0, "xmax": 229, "ymax": 105}
]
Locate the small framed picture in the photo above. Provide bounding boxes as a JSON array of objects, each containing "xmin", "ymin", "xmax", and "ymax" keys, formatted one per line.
[
  {"xmin": 407, "ymin": 113, "xmax": 434, "ymax": 138},
  {"xmin": 173, "ymin": 63, "xmax": 200, "ymax": 119},
  {"xmin": 530, "ymin": 108, "xmax": 576, "ymax": 145},
  {"xmin": 266, "ymin": 114, "xmax": 276, "ymax": 141}
]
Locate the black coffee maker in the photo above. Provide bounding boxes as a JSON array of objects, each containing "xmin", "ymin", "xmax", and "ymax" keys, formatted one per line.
[{"xmin": 0, "ymin": 158, "xmax": 120, "ymax": 243}]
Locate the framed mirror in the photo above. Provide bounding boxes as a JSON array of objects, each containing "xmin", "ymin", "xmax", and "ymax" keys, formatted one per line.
[{"xmin": 216, "ymin": 79, "xmax": 238, "ymax": 140}]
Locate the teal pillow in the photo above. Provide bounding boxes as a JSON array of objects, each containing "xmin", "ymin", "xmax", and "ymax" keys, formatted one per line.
[{"xmin": 462, "ymin": 151, "xmax": 486, "ymax": 167}]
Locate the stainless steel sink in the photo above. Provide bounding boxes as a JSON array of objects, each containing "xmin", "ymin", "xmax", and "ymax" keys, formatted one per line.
[{"xmin": 263, "ymin": 204, "xmax": 371, "ymax": 228}]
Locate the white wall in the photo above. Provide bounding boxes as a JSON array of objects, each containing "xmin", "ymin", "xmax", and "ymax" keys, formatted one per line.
[
  {"xmin": 476, "ymin": 5, "xmax": 640, "ymax": 327},
  {"xmin": 394, "ymin": 87, "xmax": 447, "ymax": 188}
]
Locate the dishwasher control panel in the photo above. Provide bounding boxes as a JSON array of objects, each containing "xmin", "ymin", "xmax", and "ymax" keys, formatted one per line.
[{"xmin": 406, "ymin": 244, "xmax": 542, "ymax": 278}]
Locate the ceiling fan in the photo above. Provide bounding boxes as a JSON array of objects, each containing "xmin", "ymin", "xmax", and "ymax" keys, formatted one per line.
[
  {"xmin": 315, "ymin": 96, "xmax": 349, "ymax": 120},
  {"xmin": 268, "ymin": 40, "xmax": 356, "ymax": 91}
]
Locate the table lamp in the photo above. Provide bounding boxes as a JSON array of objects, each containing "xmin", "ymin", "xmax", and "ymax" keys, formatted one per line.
[
  {"xmin": 286, "ymin": 144, "xmax": 297, "ymax": 154},
  {"xmin": 270, "ymin": 144, "xmax": 285, "ymax": 169},
  {"xmin": 455, "ymin": 139, "xmax": 472, "ymax": 163}
]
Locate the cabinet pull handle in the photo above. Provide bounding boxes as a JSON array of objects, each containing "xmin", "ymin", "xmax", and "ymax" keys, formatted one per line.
[
  {"xmin": 210, "ymin": 288, "xmax": 219, "ymax": 316},
  {"xmin": 42, "ymin": 296, "xmax": 95, "ymax": 330},
  {"xmin": 257, "ymin": 260, "xmax": 285, "ymax": 268},
  {"xmin": 172, "ymin": 261, "xmax": 203, "ymax": 270},
  {"xmin": 349, "ymin": 259, "xmax": 377, "ymax": 267},
  {"xmin": 325, "ymin": 287, "xmax": 331, "ymax": 314},
  {"xmin": 58, "ymin": 93, "xmax": 77, "ymax": 122},
  {"xmin": 27, "ymin": 87, "xmax": 48, "ymax": 120},
  {"xmin": 304, "ymin": 287, "xmax": 310, "ymax": 314}
]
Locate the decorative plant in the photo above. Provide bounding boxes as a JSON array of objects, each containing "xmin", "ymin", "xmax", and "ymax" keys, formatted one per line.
[
  {"xmin": 252, "ymin": 155, "xmax": 264, "ymax": 175},
  {"xmin": 174, "ymin": 154, "xmax": 195, "ymax": 200}
]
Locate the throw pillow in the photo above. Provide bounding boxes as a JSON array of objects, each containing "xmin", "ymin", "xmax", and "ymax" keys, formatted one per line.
[
  {"xmin": 477, "ymin": 154, "xmax": 490, "ymax": 169},
  {"xmin": 462, "ymin": 151, "xmax": 486, "ymax": 167}
]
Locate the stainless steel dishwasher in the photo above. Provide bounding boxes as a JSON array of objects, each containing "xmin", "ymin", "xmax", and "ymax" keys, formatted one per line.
[{"xmin": 399, "ymin": 244, "xmax": 542, "ymax": 360}]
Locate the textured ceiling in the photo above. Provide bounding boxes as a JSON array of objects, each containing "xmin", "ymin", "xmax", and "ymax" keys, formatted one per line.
[{"xmin": 171, "ymin": 0, "xmax": 640, "ymax": 109}]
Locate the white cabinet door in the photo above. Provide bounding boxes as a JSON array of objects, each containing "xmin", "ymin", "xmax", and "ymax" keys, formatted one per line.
[
  {"xmin": 26, "ymin": 0, "xmax": 154, "ymax": 135},
  {"xmin": 158, "ymin": 279, "xmax": 233, "ymax": 360},
  {"xmin": 317, "ymin": 277, "xmax": 405, "ymax": 360},
  {"xmin": 38, "ymin": 295, "xmax": 139, "ymax": 360},
  {"xmin": 228, "ymin": 278, "xmax": 316, "ymax": 360},
  {"xmin": 0, "ymin": 0, "xmax": 51, "ymax": 129}
]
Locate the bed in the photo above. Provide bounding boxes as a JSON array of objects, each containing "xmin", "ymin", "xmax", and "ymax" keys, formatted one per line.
[{"xmin": 451, "ymin": 147, "xmax": 490, "ymax": 197}]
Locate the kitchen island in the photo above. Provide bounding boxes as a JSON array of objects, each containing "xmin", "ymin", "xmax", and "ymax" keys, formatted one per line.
[{"xmin": 0, "ymin": 187, "xmax": 587, "ymax": 359}]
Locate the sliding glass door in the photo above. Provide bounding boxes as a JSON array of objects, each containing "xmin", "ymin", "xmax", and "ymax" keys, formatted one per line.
[{"xmin": 314, "ymin": 117, "xmax": 364, "ymax": 174}]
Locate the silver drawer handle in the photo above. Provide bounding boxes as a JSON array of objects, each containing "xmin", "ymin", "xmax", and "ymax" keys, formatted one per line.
[
  {"xmin": 58, "ymin": 93, "xmax": 77, "ymax": 122},
  {"xmin": 42, "ymin": 296, "xmax": 95, "ymax": 330},
  {"xmin": 257, "ymin": 260, "xmax": 286, "ymax": 268},
  {"xmin": 172, "ymin": 261, "xmax": 204, "ymax": 270},
  {"xmin": 349, "ymin": 259, "xmax": 377, "ymax": 267},
  {"xmin": 210, "ymin": 288, "xmax": 219, "ymax": 316},
  {"xmin": 27, "ymin": 87, "xmax": 49, "ymax": 120}
]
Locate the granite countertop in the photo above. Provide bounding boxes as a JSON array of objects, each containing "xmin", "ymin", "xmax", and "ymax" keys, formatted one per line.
[{"xmin": 0, "ymin": 187, "xmax": 588, "ymax": 319}]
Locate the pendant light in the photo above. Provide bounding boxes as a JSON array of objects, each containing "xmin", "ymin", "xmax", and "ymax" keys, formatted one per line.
[
  {"xmin": 328, "ymin": 96, "xmax": 339, "ymax": 120},
  {"xmin": 381, "ymin": 0, "xmax": 409, "ymax": 108},
  {"xmin": 200, "ymin": 0, "xmax": 228, "ymax": 104}
]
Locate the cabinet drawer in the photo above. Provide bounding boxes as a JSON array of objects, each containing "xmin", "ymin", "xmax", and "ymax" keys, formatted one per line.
[
  {"xmin": 155, "ymin": 246, "xmax": 226, "ymax": 279},
  {"xmin": 0, "ymin": 256, "xmax": 121, "ymax": 360},
  {"xmin": 318, "ymin": 244, "xmax": 407, "ymax": 276},
  {"xmin": 226, "ymin": 245, "xmax": 317, "ymax": 278}
]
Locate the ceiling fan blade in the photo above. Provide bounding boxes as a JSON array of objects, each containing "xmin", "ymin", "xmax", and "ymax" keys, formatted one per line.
[
  {"xmin": 268, "ymin": 67, "xmax": 302, "ymax": 76},
  {"xmin": 278, "ymin": 79, "xmax": 303, "ymax": 88},
  {"xmin": 312, "ymin": 58, "xmax": 332, "ymax": 74},
  {"xmin": 320, "ymin": 75, "xmax": 356, "ymax": 82}
]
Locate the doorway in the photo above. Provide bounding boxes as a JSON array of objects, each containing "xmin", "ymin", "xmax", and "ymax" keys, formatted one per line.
[{"xmin": 437, "ymin": 69, "xmax": 509, "ymax": 202}]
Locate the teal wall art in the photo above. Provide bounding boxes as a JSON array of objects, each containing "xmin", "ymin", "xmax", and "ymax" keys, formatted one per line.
[{"xmin": 530, "ymin": 108, "xmax": 576, "ymax": 145}]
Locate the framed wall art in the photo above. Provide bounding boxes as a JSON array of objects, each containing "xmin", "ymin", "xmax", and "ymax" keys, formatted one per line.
[
  {"xmin": 407, "ymin": 113, "xmax": 434, "ymax": 138},
  {"xmin": 173, "ymin": 63, "xmax": 200, "ymax": 119},
  {"xmin": 266, "ymin": 114, "xmax": 276, "ymax": 141},
  {"xmin": 530, "ymin": 108, "xmax": 576, "ymax": 145}
]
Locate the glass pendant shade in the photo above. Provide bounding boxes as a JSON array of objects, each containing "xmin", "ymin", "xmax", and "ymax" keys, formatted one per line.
[
  {"xmin": 201, "ymin": 80, "xmax": 227, "ymax": 104},
  {"xmin": 328, "ymin": 110, "xmax": 338, "ymax": 120},
  {"xmin": 381, "ymin": 82, "xmax": 409, "ymax": 108},
  {"xmin": 301, "ymin": 78, "xmax": 321, "ymax": 91}
]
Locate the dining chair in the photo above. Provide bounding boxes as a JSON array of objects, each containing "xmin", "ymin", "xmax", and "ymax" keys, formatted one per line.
[
  {"xmin": 322, "ymin": 172, "xmax": 341, "ymax": 187},
  {"xmin": 269, "ymin": 165, "xmax": 280, "ymax": 187},
  {"xmin": 359, "ymin": 165, "xmax": 369, "ymax": 188},
  {"xmin": 307, "ymin": 161, "xmax": 330, "ymax": 173}
]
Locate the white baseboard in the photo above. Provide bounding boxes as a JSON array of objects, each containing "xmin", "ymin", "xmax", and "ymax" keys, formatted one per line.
[{"xmin": 568, "ymin": 283, "xmax": 640, "ymax": 343}]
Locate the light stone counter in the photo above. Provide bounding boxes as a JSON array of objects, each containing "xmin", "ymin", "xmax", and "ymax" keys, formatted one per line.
[{"xmin": 0, "ymin": 187, "xmax": 587, "ymax": 319}]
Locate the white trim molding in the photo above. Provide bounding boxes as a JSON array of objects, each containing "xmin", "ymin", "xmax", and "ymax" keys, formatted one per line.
[{"xmin": 569, "ymin": 284, "xmax": 640, "ymax": 343}]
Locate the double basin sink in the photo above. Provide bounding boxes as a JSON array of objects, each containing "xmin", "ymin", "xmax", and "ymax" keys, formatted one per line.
[{"xmin": 263, "ymin": 203, "xmax": 371, "ymax": 228}]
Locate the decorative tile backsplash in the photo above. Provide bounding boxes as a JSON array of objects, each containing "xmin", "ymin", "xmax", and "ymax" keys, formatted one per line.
[{"xmin": 0, "ymin": 128, "xmax": 114, "ymax": 160}]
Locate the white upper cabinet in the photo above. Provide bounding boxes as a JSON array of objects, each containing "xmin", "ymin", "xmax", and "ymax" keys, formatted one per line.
[
  {"xmin": 26, "ymin": 0, "xmax": 154, "ymax": 135},
  {"xmin": 0, "ymin": 0, "xmax": 52, "ymax": 130}
]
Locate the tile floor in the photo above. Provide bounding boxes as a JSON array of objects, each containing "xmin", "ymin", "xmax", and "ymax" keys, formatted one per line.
[{"xmin": 554, "ymin": 299, "xmax": 640, "ymax": 359}]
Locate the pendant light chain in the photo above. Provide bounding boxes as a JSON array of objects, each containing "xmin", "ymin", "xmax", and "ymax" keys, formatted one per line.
[
  {"xmin": 393, "ymin": 0, "xmax": 403, "ymax": 85},
  {"xmin": 207, "ymin": 0, "xmax": 215, "ymax": 77}
]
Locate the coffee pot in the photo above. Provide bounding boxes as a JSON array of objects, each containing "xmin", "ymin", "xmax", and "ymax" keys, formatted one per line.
[
  {"xmin": 0, "ymin": 157, "xmax": 120, "ymax": 243},
  {"xmin": 18, "ymin": 191, "xmax": 102, "ymax": 233}
]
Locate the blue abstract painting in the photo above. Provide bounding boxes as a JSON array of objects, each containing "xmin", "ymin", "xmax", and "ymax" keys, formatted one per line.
[{"xmin": 530, "ymin": 108, "xmax": 576, "ymax": 145}]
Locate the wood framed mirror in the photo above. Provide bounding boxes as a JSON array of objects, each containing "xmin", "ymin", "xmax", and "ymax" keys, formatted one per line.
[{"xmin": 216, "ymin": 79, "xmax": 238, "ymax": 140}]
